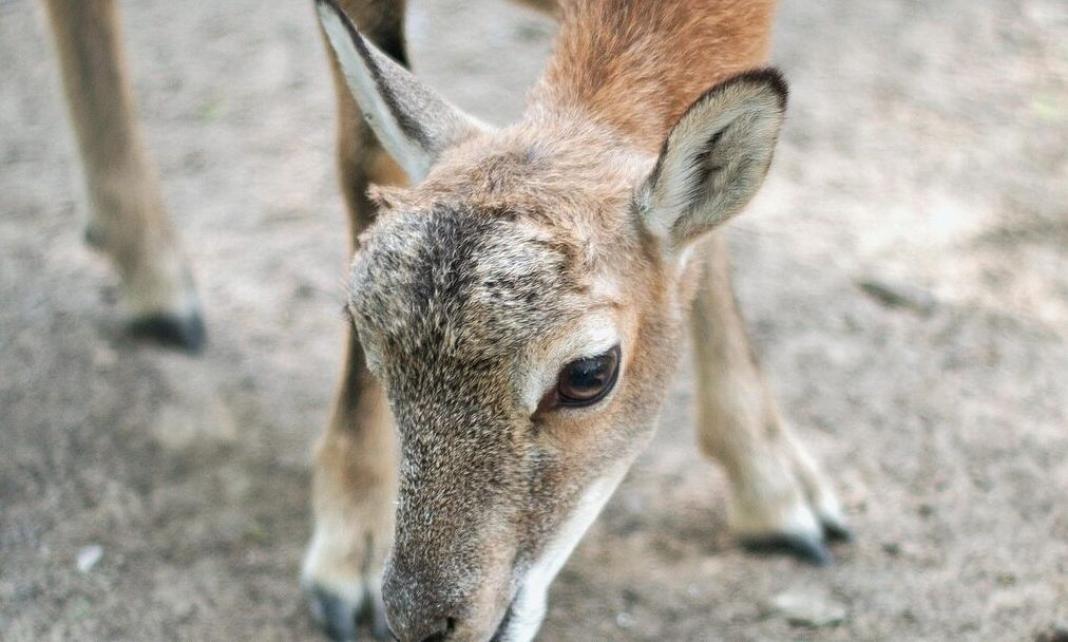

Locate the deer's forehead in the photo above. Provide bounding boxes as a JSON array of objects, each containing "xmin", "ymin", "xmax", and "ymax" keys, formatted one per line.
[
  {"xmin": 350, "ymin": 205, "xmax": 588, "ymax": 363},
  {"xmin": 420, "ymin": 129, "xmax": 650, "ymax": 224}
]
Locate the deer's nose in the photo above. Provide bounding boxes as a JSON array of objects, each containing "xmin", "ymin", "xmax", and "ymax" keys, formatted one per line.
[
  {"xmin": 416, "ymin": 618, "xmax": 454, "ymax": 642},
  {"xmin": 387, "ymin": 615, "xmax": 455, "ymax": 642},
  {"xmin": 383, "ymin": 562, "xmax": 461, "ymax": 642}
]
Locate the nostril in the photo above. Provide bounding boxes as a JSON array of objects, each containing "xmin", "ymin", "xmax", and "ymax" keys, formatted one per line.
[{"xmin": 418, "ymin": 617, "xmax": 456, "ymax": 642}]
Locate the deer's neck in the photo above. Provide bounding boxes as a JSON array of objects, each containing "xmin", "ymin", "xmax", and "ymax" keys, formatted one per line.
[{"xmin": 529, "ymin": 0, "xmax": 776, "ymax": 152}]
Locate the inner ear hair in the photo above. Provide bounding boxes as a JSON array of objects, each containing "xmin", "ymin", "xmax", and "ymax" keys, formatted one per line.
[
  {"xmin": 673, "ymin": 106, "xmax": 770, "ymax": 240},
  {"xmin": 316, "ymin": 0, "xmax": 489, "ymax": 181},
  {"xmin": 642, "ymin": 68, "xmax": 788, "ymax": 250}
]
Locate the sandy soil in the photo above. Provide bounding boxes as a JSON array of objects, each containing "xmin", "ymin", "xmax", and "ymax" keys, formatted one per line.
[{"xmin": 2, "ymin": 0, "xmax": 1067, "ymax": 640}]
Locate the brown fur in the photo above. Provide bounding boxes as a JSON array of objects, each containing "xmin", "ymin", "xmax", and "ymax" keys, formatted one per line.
[
  {"xmin": 533, "ymin": 0, "xmax": 775, "ymax": 150},
  {"xmin": 44, "ymin": 1, "xmax": 845, "ymax": 640},
  {"xmin": 312, "ymin": 0, "xmax": 847, "ymax": 640}
]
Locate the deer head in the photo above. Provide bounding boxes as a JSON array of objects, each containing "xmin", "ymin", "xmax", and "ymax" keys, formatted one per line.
[{"xmin": 318, "ymin": 2, "xmax": 786, "ymax": 640}]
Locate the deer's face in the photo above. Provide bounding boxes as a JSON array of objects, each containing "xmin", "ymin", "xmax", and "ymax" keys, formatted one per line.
[
  {"xmin": 318, "ymin": 3, "xmax": 787, "ymax": 639},
  {"xmin": 348, "ymin": 130, "xmax": 683, "ymax": 640}
]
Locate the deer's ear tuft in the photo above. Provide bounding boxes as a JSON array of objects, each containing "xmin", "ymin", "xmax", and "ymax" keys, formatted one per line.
[
  {"xmin": 639, "ymin": 69, "xmax": 787, "ymax": 250},
  {"xmin": 316, "ymin": 0, "xmax": 490, "ymax": 181}
]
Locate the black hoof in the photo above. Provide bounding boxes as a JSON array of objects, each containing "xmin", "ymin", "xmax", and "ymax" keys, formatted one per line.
[
  {"xmin": 741, "ymin": 533, "xmax": 833, "ymax": 566},
  {"xmin": 822, "ymin": 519, "xmax": 853, "ymax": 543},
  {"xmin": 308, "ymin": 586, "xmax": 359, "ymax": 641},
  {"xmin": 128, "ymin": 310, "xmax": 207, "ymax": 353},
  {"xmin": 306, "ymin": 584, "xmax": 388, "ymax": 642}
]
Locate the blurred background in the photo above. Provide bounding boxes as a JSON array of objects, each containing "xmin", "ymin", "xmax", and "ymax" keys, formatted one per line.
[{"xmin": 1, "ymin": 0, "xmax": 1066, "ymax": 639}]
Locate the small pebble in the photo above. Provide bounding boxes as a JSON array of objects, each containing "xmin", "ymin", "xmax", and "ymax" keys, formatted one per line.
[
  {"xmin": 769, "ymin": 587, "xmax": 847, "ymax": 627},
  {"xmin": 76, "ymin": 545, "xmax": 103, "ymax": 573}
]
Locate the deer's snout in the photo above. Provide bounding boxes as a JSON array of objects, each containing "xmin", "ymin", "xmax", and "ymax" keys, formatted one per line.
[
  {"xmin": 382, "ymin": 556, "xmax": 466, "ymax": 642},
  {"xmin": 388, "ymin": 613, "xmax": 454, "ymax": 642},
  {"xmin": 386, "ymin": 610, "xmax": 454, "ymax": 642}
]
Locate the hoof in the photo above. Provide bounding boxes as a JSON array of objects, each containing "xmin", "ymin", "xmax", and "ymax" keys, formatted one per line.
[
  {"xmin": 740, "ymin": 532, "xmax": 833, "ymax": 566},
  {"xmin": 128, "ymin": 310, "xmax": 207, "ymax": 353},
  {"xmin": 308, "ymin": 585, "xmax": 358, "ymax": 641},
  {"xmin": 822, "ymin": 517, "xmax": 853, "ymax": 543},
  {"xmin": 306, "ymin": 583, "xmax": 389, "ymax": 642}
]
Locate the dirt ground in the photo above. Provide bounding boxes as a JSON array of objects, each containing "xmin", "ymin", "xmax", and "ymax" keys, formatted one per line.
[{"xmin": 2, "ymin": 0, "xmax": 1067, "ymax": 640}]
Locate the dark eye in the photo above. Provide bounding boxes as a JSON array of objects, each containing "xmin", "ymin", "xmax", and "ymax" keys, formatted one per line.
[{"xmin": 555, "ymin": 345, "xmax": 621, "ymax": 407}]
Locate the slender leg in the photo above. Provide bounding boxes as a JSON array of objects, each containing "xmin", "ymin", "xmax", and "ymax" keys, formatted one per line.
[
  {"xmin": 42, "ymin": 0, "xmax": 204, "ymax": 350},
  {"xmin": 304, "ymin": 332, "xmax": 397, "ymax": 641},
  {"xmin": 690, "ymin": 232, "xmax": 848, "ymax": 564},
  {"xmin": 301, "ymin": 2, "xmax": 408, "ymax": 639}
]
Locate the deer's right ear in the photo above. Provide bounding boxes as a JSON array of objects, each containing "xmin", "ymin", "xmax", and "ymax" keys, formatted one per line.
[
  {"xmin": 316, "ymin": 0, "xmax": 489, "ymax": 181},
  {"xmin": 638, "ymin": 69, "xmax": 787, "ymax": 252}
]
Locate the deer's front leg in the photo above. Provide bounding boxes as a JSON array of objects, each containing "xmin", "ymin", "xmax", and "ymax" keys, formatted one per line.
[
  {"xmin": 303, "ymin": 4, "xmax": 408, "ymax": 638},
  {"xmin": 690, "ymin": 233, "xmax": 849, "ymax": 564},
  {"xmin": 303, "ymin": 334, "xmax": 396, "ymax": 641},
  {"xmin": 43, "ymin": 0, "xmax": 203, "ymax": 350}
]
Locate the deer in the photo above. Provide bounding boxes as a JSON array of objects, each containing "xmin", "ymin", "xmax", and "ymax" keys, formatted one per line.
[{"xmin": 42, "ymin": 0, "xmax": 850, "ymax": 640}]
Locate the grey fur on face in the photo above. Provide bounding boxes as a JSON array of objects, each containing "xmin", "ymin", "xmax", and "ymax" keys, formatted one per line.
[
  {"xmin": 348, "ymin": 202, "xmax": 588, "ymax": 610},
  {"xmin": 350, "ymin": 203, "xmax": 581, "ymax": 367}
]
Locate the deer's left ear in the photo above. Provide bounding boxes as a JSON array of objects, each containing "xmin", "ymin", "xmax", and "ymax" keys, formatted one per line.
[
  {"xmin": 316, "ymin": 0, "xmax": 490, "ymax": 181},
  {"xmin": 638, "ymin": 69, "xmax": 787, "ymax": 251}
]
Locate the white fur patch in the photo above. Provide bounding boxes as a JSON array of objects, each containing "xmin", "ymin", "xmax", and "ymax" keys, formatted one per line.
[
  {"xmin": 300, "ymin": 523, "xmax": 369, "ymax": 611},
  {"xmin": 500, "ymin": 467, "xmax": 628, "ymax": 642}
]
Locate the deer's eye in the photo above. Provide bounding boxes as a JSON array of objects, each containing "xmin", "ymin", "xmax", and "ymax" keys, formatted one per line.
[{"xmin": 555, "ymin": 345, "xmax": 621, "ymax": 407}]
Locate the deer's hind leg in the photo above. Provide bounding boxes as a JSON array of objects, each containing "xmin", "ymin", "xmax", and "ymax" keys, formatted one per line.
[
  {"xmin": 42, "ymin": 0, "xmax": 203, "ymax": 350},
  {"xmin": 690, "ymin": 233, "xmax": 849, "ymax": 564},
  {"xmin": 301, "ymin": 2, "xmax": 408, "ymax": 640}
]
